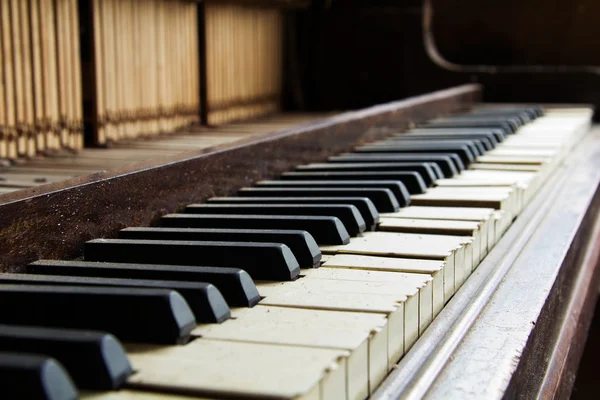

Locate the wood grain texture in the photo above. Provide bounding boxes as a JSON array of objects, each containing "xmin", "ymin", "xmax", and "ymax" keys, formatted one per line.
[{"xmin": 205, "ymin": 2, "xmax": 282, "ymax": 125}]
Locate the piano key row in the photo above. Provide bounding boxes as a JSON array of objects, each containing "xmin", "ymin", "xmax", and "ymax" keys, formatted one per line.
[{"xmin": 0, "ymin": 106, "xmax": 593, "ymax": 400}]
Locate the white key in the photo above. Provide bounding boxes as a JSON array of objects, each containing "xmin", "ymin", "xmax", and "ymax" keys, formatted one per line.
[
  {"xmin": 126, "ymin": 339, "xmax": 348, "ymax": 400},
  {"xmin": 83, "ymin": 390, "xmax": 214, "ymax": 400},
  {"xmin": 410, "ymin": 186, "xmax": 515, "ymax": 214},
  {"xmin": 321, "ymin": 231, "xmax": 470, "ymax": 301},
  {"xmin": 421, "ymin": 186, "xmax": 521, "ymax": 215},
  {"xmin": 303, "ymin": 267, "xmax": 436, "ymax": 333},
  {"xmin": 194, "ymin": 306, "xmax": 388, "ymax": 399},
  {"xmin": 380, "ymin": 206, "xmax": 495, "ymax": 251},
  {"xmin": 256, "ymin": 278, "xmax": 414, "ymax": 357},
  {"xmin": 378, "ymin": 218, "xmax": 484, "ymax": 267},
  {"xmin": 321, "ymin": 254, "xmax": 445, "ymax": 316}
]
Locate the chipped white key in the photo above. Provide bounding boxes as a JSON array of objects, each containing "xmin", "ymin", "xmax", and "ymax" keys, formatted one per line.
[
  {"xmin": 493, "ymin": 210, "xmax": 513, "ymax": 238},
  {"xmin": 257, "ymin": 278, "xmax": 413, "ymax": 358},
  {"xmin": 303, "ymin": 267, "xmax": 435, "ymax": 334},
  {"xmin": 321, "ymin": 231, "xmax": 470, "ymax": 301},
  {"xmin": 194, "ymin": 306, "xmax": 387, "ymax": 399},
  {"xmin": 377, "ymin": 218, "xmax": 484, "ymax": 267},
  {"xmin": 381, "ymin": 205, "xmax": 495, "ymax": 251},
  {"xmin": 321, "ymin": 254, "xmax": 445, "ymax": 316},
  {"xmin": 410, "ymin": 186, "xmax": 516, "ymax": 215},
  {"xmin": 420, "ymin": 186, "xmax": 522, "ymax": 216},
  {"xmin": 443, "ymin": 170, "xmax": 542, "ymax": 205},
  {"xmin": 258, "ymin": 277, "xmax": 427, "ymax": 351},
  {"xmin": 126, "ymin": 339, "xmax": 348, "ymax": 400}
]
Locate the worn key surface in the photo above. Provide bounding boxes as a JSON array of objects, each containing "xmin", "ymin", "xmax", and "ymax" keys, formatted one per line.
[
  {"xmin": 195, "ymin": 305, "xmax": 388, "ymax": 398},
  {"xmin": 321, "ymin": 254, "xmax": 445, "ymax": 316},
  {"xmin": 125, "ymin": 339, "xmax": 349, "ymax": 400},
  {"xmin": 322, "ymin": 231, "xmax": 472, "ymax": 301}
]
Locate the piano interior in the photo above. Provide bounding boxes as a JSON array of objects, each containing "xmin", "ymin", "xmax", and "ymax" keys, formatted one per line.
[{"xmin": 0, "ymin": 1, "xmax": 599, "ymax": 399}]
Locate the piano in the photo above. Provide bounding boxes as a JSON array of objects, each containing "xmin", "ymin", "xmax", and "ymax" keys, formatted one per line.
[{"xmin": 1, "ymin": 1, "xmax": 599, "ymax": 400}]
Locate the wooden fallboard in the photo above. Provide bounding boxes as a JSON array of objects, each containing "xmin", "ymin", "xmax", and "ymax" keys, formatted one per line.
[{"xmin": 0, "ymin": 84, "xmax": 480, "ymax": 272}]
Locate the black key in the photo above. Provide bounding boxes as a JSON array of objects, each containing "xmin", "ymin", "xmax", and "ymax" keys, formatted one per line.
[
  {"xmin": 329, "ymin": 153, "xmax": 462, "ymax": 174},
  {"xmin": 85, "ymin": 239, "xmax": 300, "ymax": 282},
  {"xmin": 369, "ymin": 138, "xmax": 487, "ymax": 157},
  {"xmin": 0, "ymin": 285, "xmax": 196, "ymax": 344},
  {"xmin": 399, "ymin": 133, "xmax": 497, "ymax": 149},
  {"xmin": 365, "ymin": 135, "xmax": 485, "ymax": 157},
  {"xmin": 356, "ymin": 143, "xmax": 475, "ymax": 165},
  {"xmin": 472, "ymin": 139, "xmax": 487, "ymax": 155},
  {"xmin": 162, "ymin": 213, "xmax": 350, "ymax": 245},
  {"xmin": 329, "ymin": 154, "xmax": 459, "ymax": 177},
  {"xmin": 0, "ymin": 273, "xmax": 230, "ymax": 323},
  {"xmin": 254, "ymin": 181, "xmax": 410, "ymax": 207},
  {"xmin": 345, "ymin": 153, "xmax": 465, "ymax": 174},
  {"xmin": 397, "ymin": 138, "xmax": 487, "ymax": 155},
  {"xmin": 0, "ymin": 353, "xmax": 77, "ymax": 400},
  {"xmin": 467, "ymin": 109, "xmax": 533, "ymax": 124},
  {"xmin": 297, "ymin": 162, "xmax": 437, "ymax": 186},
  {"xmin": 28, "ymin": 260, "xmax": 260, "ymax": 308},
  {"xmin": 470, "ymin": 106, "xmax": 543, "ymax": 119},
  {"xmin": 121, "ymin": 227, "xmax": 321, "ymax": 269},
  {"xmin": 423, "ymin": 119, "xmax": 514, "ymax": 135},
  {"xmin": 207, "ymin": 197, "xmax": 380, "ymax": 230},
  {"xmin": 185, "ymin": 203, "xmax": 366, "ymax": 237},
  {"xmin": 409, "ymin": 127, "xmax": 507, "ymax": 141},
  {"xmin": 436, "ymin": 114, "xmax": 523, "ymax": 130},
  {"xmin": 280, "ymin": 171, "xmax": 427, "ymax": 194},
  {"xmin": 0, "ymin": 325, "xmax": 132, "ymax": 390},
  {"xmin": 426, "ymin": 162, "xmax": 445, "ymax": 180},
  {"xmin": 237, "ymin": 187, "xmax": 399, "ymax": 213}
]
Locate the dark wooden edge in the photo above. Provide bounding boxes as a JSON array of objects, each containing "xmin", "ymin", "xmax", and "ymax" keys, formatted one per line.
[
  {"xmin": 79, "ymin": 0, "xmax": 100, "ymax": 147},
  {"xmin": 0, "ymin": 84, "xmax": 481, "ymax": 272},
  {"xmin": 505, "ymin": 185, "xmax": 600, "ymax": 399},
  {"xmin": 197, "ymin": 2, "xmax": 209, "ymax": 126}
]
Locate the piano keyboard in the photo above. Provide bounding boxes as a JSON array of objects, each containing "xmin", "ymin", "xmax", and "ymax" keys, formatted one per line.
[{"xmin": 0, "ymin": 106, "xmax": 593, "ymax": 400}]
